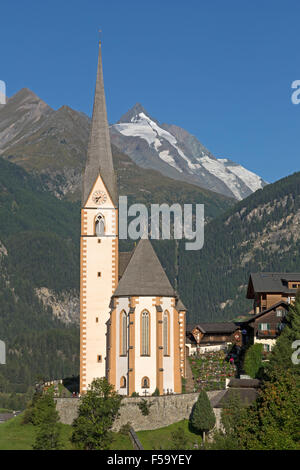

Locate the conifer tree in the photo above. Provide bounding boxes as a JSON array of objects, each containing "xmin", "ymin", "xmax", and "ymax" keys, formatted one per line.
[{"xmin": 190, "ymin": 390, "xmax": 216, "ymax": 442}]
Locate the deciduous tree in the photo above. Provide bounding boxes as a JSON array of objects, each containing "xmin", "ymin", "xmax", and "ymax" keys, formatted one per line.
[{"xmin": 71, "ymin": 378, "xmax": 122, "ymax": 450}]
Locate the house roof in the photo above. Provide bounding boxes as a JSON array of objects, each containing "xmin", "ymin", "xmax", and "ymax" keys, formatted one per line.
[
  {"xmin": 212, "ymin": 378, "xmax": 260, "ymax": 409},
  {"xmin": 281, "ymin": 274, "xmax": 300, "ymax": 281},
  {"xmin": 228, "ymin": 378, "xmax": 260, "ymax": 389},
  {"xmin": 213, "ymin": 388, "xmax": 259, "ymax": 408},
  {"xmin": 113, "ymin": 239, "xmax": 176, "ymax": 297},
  {"xmin": 209, "ymin": 390, "xmax": 227, "ymax": 407},
  {"xmin": 242, "ymin": 300, "xmax": 289, "ymax": 324},
  {"xmin": 82, "ymin": 42, "xmax": 118, "ymax": 206},
  {"xmin": 187, "ymin": 322, "xmax": 239, "ymax": 335},
  {"xmin": 247, "ymin": 272, "xmax": 300, "ymax": 298}
]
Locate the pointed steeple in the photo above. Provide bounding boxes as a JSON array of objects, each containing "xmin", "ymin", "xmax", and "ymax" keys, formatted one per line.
[
  {"xmin": 114, "ymin": 239, "xmax": 176, "ymax": 297},
  {"xmin": 82, "ymin": 42, "xmax": 117, "ymax": 206}
]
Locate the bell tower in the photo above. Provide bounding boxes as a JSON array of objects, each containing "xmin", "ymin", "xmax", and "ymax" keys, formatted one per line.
[{"xmin": 80, "ymin": 42, "xmax": 118, "ymax": 393}]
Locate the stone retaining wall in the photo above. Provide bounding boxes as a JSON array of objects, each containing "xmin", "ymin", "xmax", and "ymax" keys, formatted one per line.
[{"xmin": 55, "ymin": 390, "xmax": 222, "ymax": 432}]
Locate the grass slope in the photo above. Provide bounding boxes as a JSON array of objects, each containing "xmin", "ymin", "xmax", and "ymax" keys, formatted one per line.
[
  {"xmin": 0, "ymin": 413, "xmax": 133, "ymax": 450},
  {"xmin": 0, "ymin": 414, "xmax": 71, "ymax": 450},
  {"xmin": 137, "ymin": 420, "xmax": 202, "ymax": 450}
]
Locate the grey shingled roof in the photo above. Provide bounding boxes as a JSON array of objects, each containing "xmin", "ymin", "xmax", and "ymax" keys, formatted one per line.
[
  {"xmin": 248, "ymin": 272, "xmax": 300, "ymax": 295},
  {"xmin": 281, "ymin": 274, "xmax": 300, "ymax": 281},
  {"xmin": 82, "ymin": 43, "xmax": 117, "ymax": 206},
  {"xmin": 187, "ymin": 322, "xmax": 238, "ymax": 334},
  {"xmin": 228, "ymin": 378, "xmax": 260, "ymax": 389},
  {"xmin": 214, "ymin": 388, "xmax": 259, "ymax": 408},
  {"xmin": 113, "ymin": 239, "xmax": 176, "ymax": 297}
]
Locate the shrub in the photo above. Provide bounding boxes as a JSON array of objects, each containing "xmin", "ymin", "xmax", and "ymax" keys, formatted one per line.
[
  {"xmin": 119, "ymin": 422, "xmax": 132, "ymax": 435},
  {"xmin": 138, "ymin": 399, "xmax": 153, "ymax": 416}
]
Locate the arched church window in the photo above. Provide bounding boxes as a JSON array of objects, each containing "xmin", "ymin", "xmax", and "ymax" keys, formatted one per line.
[
  {"xmin": 95, "ymin": 214, "xmax": 105, "ymax": 236},
  {"xmin": 163, "ymin": 311, "xmax": 169, "ymax": 356},
  {"xmin": 120, "ymin": 311, "xmax": 127, "ymax": 356},
  {"xmin": 141, "ymin": 377, "xmax": 150, "ymax": 389},
  {"xmin": 141, "ymin": 311, "xmax": 150, "ymax": 356},
  {"xmin": 120, "ymin": 376, "xmax": 126, "ymax": 388}
]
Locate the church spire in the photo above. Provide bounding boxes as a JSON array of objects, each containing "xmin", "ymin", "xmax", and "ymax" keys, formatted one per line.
[{"xmin": 82, "ymin": 41, "xmax": 117, "ymax": 206}]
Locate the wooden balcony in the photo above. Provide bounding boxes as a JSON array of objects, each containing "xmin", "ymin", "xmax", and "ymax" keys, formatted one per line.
[{"xmin": 257, "ymin": 329, "xmax": 278, "ymax": 338}]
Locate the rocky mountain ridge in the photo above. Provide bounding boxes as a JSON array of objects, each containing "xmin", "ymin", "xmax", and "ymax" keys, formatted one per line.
[
  {"xmin": 0, "ymin": 89, "xmax": 266, "ymax": 201},
  {"xmin": 111, "ymin": 103, "xmax": 267, "ymax": 200}
]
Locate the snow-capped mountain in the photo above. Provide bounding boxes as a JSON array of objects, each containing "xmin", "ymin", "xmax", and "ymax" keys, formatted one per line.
[{"xmin": 110, "ymin": 104, "xmax": 267, "ymax": 200}]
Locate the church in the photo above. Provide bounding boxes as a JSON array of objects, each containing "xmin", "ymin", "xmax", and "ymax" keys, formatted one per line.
[{"xmin": 80, "ymin": 42, "xmax": 187, "ymax": 396}]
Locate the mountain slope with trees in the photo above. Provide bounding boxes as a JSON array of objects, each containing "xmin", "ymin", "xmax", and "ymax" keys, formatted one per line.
[
  {"xmin": 0, "ymin": 158, "xmax": 80, "ymax": 397},
  {"xmin": 175, "ymin": 171, "xmax": 300, "ymax": 322}
]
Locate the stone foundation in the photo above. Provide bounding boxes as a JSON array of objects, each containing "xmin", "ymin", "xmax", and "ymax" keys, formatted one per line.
[{"xmin": 55, "ymin": 390, "xmax": 223, "ymax": 432}]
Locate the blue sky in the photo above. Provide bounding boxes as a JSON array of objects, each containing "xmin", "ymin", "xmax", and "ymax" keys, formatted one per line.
[{"xmin": 1, "ymin": 0, "xmax": 299, "ymax": 183}]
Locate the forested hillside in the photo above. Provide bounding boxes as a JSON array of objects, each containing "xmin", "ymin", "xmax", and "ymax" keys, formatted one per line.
[
  {"xmin": 0, "ymin": 158, "xmax": 80, "ymax": 396},
  {"xmin": 174, "ymin": 171, "xmax": 300, "ymax": 322}
]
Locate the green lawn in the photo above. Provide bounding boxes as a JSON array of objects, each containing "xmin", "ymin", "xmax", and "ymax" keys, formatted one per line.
[
  {"xmin": 110, "ymin": 432, "xmax": 133, "ymax": 450},
  {"xmin": 0, "ymin": 413, "xmax": 133, "ymax": 450},
  {"xmin": 0, "ymin": 414, "xmax": 73, "ymax": 450},
  {"xmin": 0, "ymin": 413, "xmax": 200, "ymax": 450},
  {"xmin": 137, "ymin": 420, "xmax": 202, "ymax": 450}
]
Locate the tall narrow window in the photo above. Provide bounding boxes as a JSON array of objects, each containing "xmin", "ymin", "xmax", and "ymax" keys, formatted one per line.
[
  {"xmin": 163, "ymin": 311, "xmax": 169, "ymax": 356},
  {"xmin": 120, "ymin": 311, "xmax": 127, "ymax": 356},
  {"xmin": 95, "ymin": 214, "xmax": 105, "ymax": 236},
  {"xmin": 141, "ymin": 311, "xmax": 150, "ymax": 356}
]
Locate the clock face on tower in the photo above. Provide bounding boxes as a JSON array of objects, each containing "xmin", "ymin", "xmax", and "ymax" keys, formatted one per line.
[{"xmin": 92, "ymin": 190, "xmax": 107, "ymax": 205}]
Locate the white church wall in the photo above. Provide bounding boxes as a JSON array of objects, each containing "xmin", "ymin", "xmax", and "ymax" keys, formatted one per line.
[
  {"xmin": 134, "ymin": 297, "xmax": 157, "ymax": 395},
  {"xmin": 115, "ymin": 297, "xmax": 130, "ymax": 396},
  {"xmin": 111, "ymin": 296, "xmax": 179, "ymax": 396},
  {"xmin": 161, "ymin": 297, "xmax": 174, "ymax": 393},
  {"xmin": 83, "ymin": 236, "xmax": 115, "ymax": 387}
]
